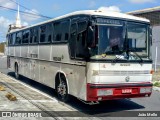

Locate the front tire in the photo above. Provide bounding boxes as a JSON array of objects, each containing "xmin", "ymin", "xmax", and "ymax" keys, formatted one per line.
[{"xmin": 56, "ymin": 75, "xmax": 69, "ymax": 102}]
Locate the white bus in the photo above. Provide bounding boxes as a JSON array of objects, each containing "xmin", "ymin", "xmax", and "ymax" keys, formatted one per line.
[{"xmin": 7, "ymin": 10, "xmax": 153, "ymax": 104}]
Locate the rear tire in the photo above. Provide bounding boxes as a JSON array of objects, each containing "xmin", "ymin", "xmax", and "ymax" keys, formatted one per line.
[
  {"xmin": 56, "ymin": 75, "xmax": 69, "ymax": 102},
  {"xmin": 15, "ymin": 63, "xmax": 19, "ymax": 79}
]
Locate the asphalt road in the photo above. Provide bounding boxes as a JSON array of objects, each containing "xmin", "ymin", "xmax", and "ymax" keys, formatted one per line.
[{"xmin": 0, "ymin": 56, "xmax": 160, "ymax": 120}]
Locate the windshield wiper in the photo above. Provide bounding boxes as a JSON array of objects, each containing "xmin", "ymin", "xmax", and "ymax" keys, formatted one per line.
[
  {"xmin": 111, "ymin": 57, "xmax": 120, "ymax": 63},
  {"xmin": 111, "ymin": 52, "xmax": 127, "ymax": 63},
  {"xmin": 123, "ymin": 23, "xmax": 130, "ymax": 60},
  {"xmin": 130, "ymin": 50, "xmax": 143, "ymax": 63}
]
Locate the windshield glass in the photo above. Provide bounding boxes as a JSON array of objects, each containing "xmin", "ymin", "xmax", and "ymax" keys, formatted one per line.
[
  {"xmin": 98, "ymin": 25, "xmax": 124, "ymax": 55},
  {"xmin": 90, "ymin": 18, "xmax": 150, "ymax": 61},
  {"xmin": 127, "ymin": 23, "xmax": 148, "ymax": 56}
]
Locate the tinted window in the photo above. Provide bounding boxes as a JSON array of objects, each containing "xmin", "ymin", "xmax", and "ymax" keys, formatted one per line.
[
  {"xmin": 30, "ymin": 27, "xmax": 38, "ymax": 44},
  {"xmin": 69, "ymin": 23, "xmax": 77, "ymax": 58},
  {"xmin": 30, "ymin": 29, "xmax": 34, "ymax": 43},
  {"xmin": 8, "ymin": 34, "xmax": 12, "ymax": 45},
  {"xmin": 11, "ymin": 33, "xmax": 16, "ymax": 45},
  {"xmin": 76, "ymin": 21, "xmax": 87, "ymax": 58},
  {"xmin": 22, "ymin": 30, "xmax": 30, "ymax": 44},
  {"xmin": 40, "ymin": 25, "xmax": 47, "ymax": 43},
  {"xmin": 54, "ymin": 22, "xmax": 61, "ymax": 41},
  {"xmin": 61, "ymin": 20, "xmax": 70, "ymax": 41},
  {"xmin": 78, "ymin": 21, "xmax": 87, "ymax": 33},
  {"xmin": 46, "ymin": 23, "xmax": 53, "ymax": 42},
  {"xmin": 15, "ymin": 32, "xmax": 22, "ymax": 45}
]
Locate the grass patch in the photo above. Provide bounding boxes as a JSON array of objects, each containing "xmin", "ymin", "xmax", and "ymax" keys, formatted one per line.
[
  {"xmin": 153, "ymin": 81, "xmax": 160, "ymax": 87},
  {"xmin": 152, "ymin": 69, "xmax": 160, "ymax": 82}
]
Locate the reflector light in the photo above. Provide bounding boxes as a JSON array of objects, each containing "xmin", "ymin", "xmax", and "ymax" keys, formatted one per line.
[
  {"xmin": 97, "ymin": 89, "xmax": 113, "ymax": 96},
  {"xmin": 150, "ymin": 70, "xmax": 154, "ymax": 74},
  {"xmin": 140, "ymin": 87, "xmax": 152, "ymax": 93}
]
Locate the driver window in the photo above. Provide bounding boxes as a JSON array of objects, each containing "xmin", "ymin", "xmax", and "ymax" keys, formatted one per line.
[
  {"xmin": 69, "ymin": 23, "xmax": 77, "ymax": 58},
  {"xmin": 109, "ymin": 27, "xmax": 123, "ymax": 51},
  {"xmin": 76, "ymin": 21, "xmax": 87, "ymax": 58}
]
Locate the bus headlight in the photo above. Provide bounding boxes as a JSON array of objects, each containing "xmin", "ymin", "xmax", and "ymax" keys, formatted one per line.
[
  {"xmin": 97, "ymin": 89, "xmax": 113, "ymax": 96},
  {"xmin": 145, "ymin": 87, "xmax": 152, "ymax": 93},
  {"xmin": 140, "ymin": 87, "xmax": 152, "ymax": 93},
  {"xmin": 92, "ymin": 70, "xmax": 99, "ymax": 76}
]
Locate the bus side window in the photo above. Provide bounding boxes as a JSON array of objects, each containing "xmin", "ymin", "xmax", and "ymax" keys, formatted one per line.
[
  {"xmin": 11, "ymin": 33, "xmax": 16, "ymax": 45},
  {"xmin": 40, "ymin": 25, "xmax": 47, "ymax": 43},
  {"xmin": 22, "ymin": 30, "xmax": 30, "ymax": 44},
  {"xmin": 30, "ymin": 29, "xmax": 33, "ymax": 43},
  {"xmin": 47, "ymin": 23, "xmax": 52, "ymax": 43},
  {"xmin": 34, "ymin": 28, "xmax": 38, "ymax": 43},
  {"xmin": 54, "ymin": 22, "xmax": 61, "ymax": 41},
  {"xmin": 76, "ymin": 21, "xmax": 87, "ymax": 58},
  {"xmin": 30, "ymin": 28, "xmax": 38, "ymax": 44},
  {"xmin": 15, "ymin": 32, "xmax": 22, "ymax": 45},
  {"xmin": 69, "ymin": 23, "xmax": 77, "ymax": 58},
  {"xmin": 61, "ymin": 20, "xmax": 70, "ymax": 41},
  {"xmin": 8, "ymin": 34, "xmax": 12, "ymax": 45}
]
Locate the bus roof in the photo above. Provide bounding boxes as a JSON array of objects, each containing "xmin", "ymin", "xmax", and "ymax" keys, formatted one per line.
[{"xmin": 9, "ymin": 10, "xmax": 150, "ymax": 33}]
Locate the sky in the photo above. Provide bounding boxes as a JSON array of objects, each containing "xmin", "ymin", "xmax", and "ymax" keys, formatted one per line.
[{"xmin": 0, "ymin": 0, "xmax": 160, "ymax": 42}]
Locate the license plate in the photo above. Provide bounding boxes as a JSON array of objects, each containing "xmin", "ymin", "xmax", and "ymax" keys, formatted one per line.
[{"xmin": 122, "ymin": 89, "xmax": 132, "ymax": 94}]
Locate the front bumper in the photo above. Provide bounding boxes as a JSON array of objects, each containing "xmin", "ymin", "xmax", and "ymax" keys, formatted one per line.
[{"xmin": 87, "ymin": 82, "xmax": 153, "ymax": 101}]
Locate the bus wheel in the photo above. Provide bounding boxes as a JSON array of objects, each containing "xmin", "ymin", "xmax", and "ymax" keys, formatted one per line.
[
  {"xmin": 15, "ymin": 63, "xmax": 19, "ymax": 79},
  {"xmin": 56, "ymin": 75, "xmax": 69, "ymax": 102}
]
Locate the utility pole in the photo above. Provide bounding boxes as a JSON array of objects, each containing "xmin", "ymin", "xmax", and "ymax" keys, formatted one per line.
[{"xmin": 155, "ymin": 46, "xmax": 158, "ymax": 72}]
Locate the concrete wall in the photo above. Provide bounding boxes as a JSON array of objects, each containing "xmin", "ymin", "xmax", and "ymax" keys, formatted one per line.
[{"xmin": 152, "ymin": 25, "xmax": 160, "ymax": 66}]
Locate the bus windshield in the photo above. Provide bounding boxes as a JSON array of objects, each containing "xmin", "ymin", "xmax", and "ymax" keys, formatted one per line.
[{"xmin": 90, "ymin": 19, "xmax": 150, "ymax": 61}]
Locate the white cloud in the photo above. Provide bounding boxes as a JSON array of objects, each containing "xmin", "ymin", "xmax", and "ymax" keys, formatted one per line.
[
  {"xmin": 0, "ymin": 16, "xmax": 13, "ymax": 39},
  {"xmin": 22, "ymin": 22, "xmax": 28, "ymax": 26},
  {"xmin": 98, "ymin": 6, "xmax": 121, "ymax": 12},
  {"xmin": 89, "ymin": 1, "xmax": 96, "ymax": 8},
  {"xmin": 4, "ymin": 2, "xmax": 16, "ymax": 8},
  {"xmin": 0, "ymin": 16, "xmax": 29, "ymax": 39},
  {"xmin": 22, "ymin": 9, "xmax": 41, "ymax": 22},
  {"xmin": 129, "ymin": 0, "xmax": 155, "ymax": 4},
  {"xmin": 0, "ymin": 0, "xmax": 16, "ymax": 9},
  {"xmin": 0, "ymin": 16, "xmax": 12, "ymax": 29}
]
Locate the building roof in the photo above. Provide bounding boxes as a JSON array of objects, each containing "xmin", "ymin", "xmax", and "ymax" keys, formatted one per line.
[
  {"xmin": 127, "ymin": 6, "xmax": 160, "ymax": 26},
  {"xmin": 127, "ymin": 6, "xmax": 160, "ymax": 15}
]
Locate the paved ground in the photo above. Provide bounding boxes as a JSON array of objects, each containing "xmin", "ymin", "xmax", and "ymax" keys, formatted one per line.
[{"xmin": 0, "ymin": 55, "xmax": 160, "ymax": 120}]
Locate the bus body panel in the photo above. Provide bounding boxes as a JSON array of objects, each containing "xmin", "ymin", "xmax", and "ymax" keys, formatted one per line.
[
  {"xmin": 8, "ymin": 56, "xmax": 87, "ymax": 101},
  {"xmin": 87, "ymin": 63, "xmax": 152, "ymax": 84},
  {"xmin": 29, "ymin": 45, "xmax": 38, "ymax": 58},
  {"xmin": 9, "ymin": 46, "xmax": 15, "ymax": 56},
  {"xmin": 86, "ymin": 63, "xmax": 152, "ymax": 101},
  {"xmin": 8, "ymin": 52, "xmax": 153, "ymax": 102},
  {"xmin": 15, "ymin": 46, "xmax": 21, "ymax": 57},
  {"xmin": 8, "ymin": 44, "xmax": 88, "ymax": 101},
  {"xmin": 39, "ymin": 45, "xmax": 51, "ymax": 60},
  {"xmin": 21, "ymin": 46, "xmax": 29, "ymax": 58},
  {"xmin": 61, "ymin": 64, "xmax": 87, "ymax": 100}
]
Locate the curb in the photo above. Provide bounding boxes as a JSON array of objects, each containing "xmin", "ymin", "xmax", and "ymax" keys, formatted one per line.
[{"xmin": 153, "ymin": 86, "xmax": 160, "ymax": 92}]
